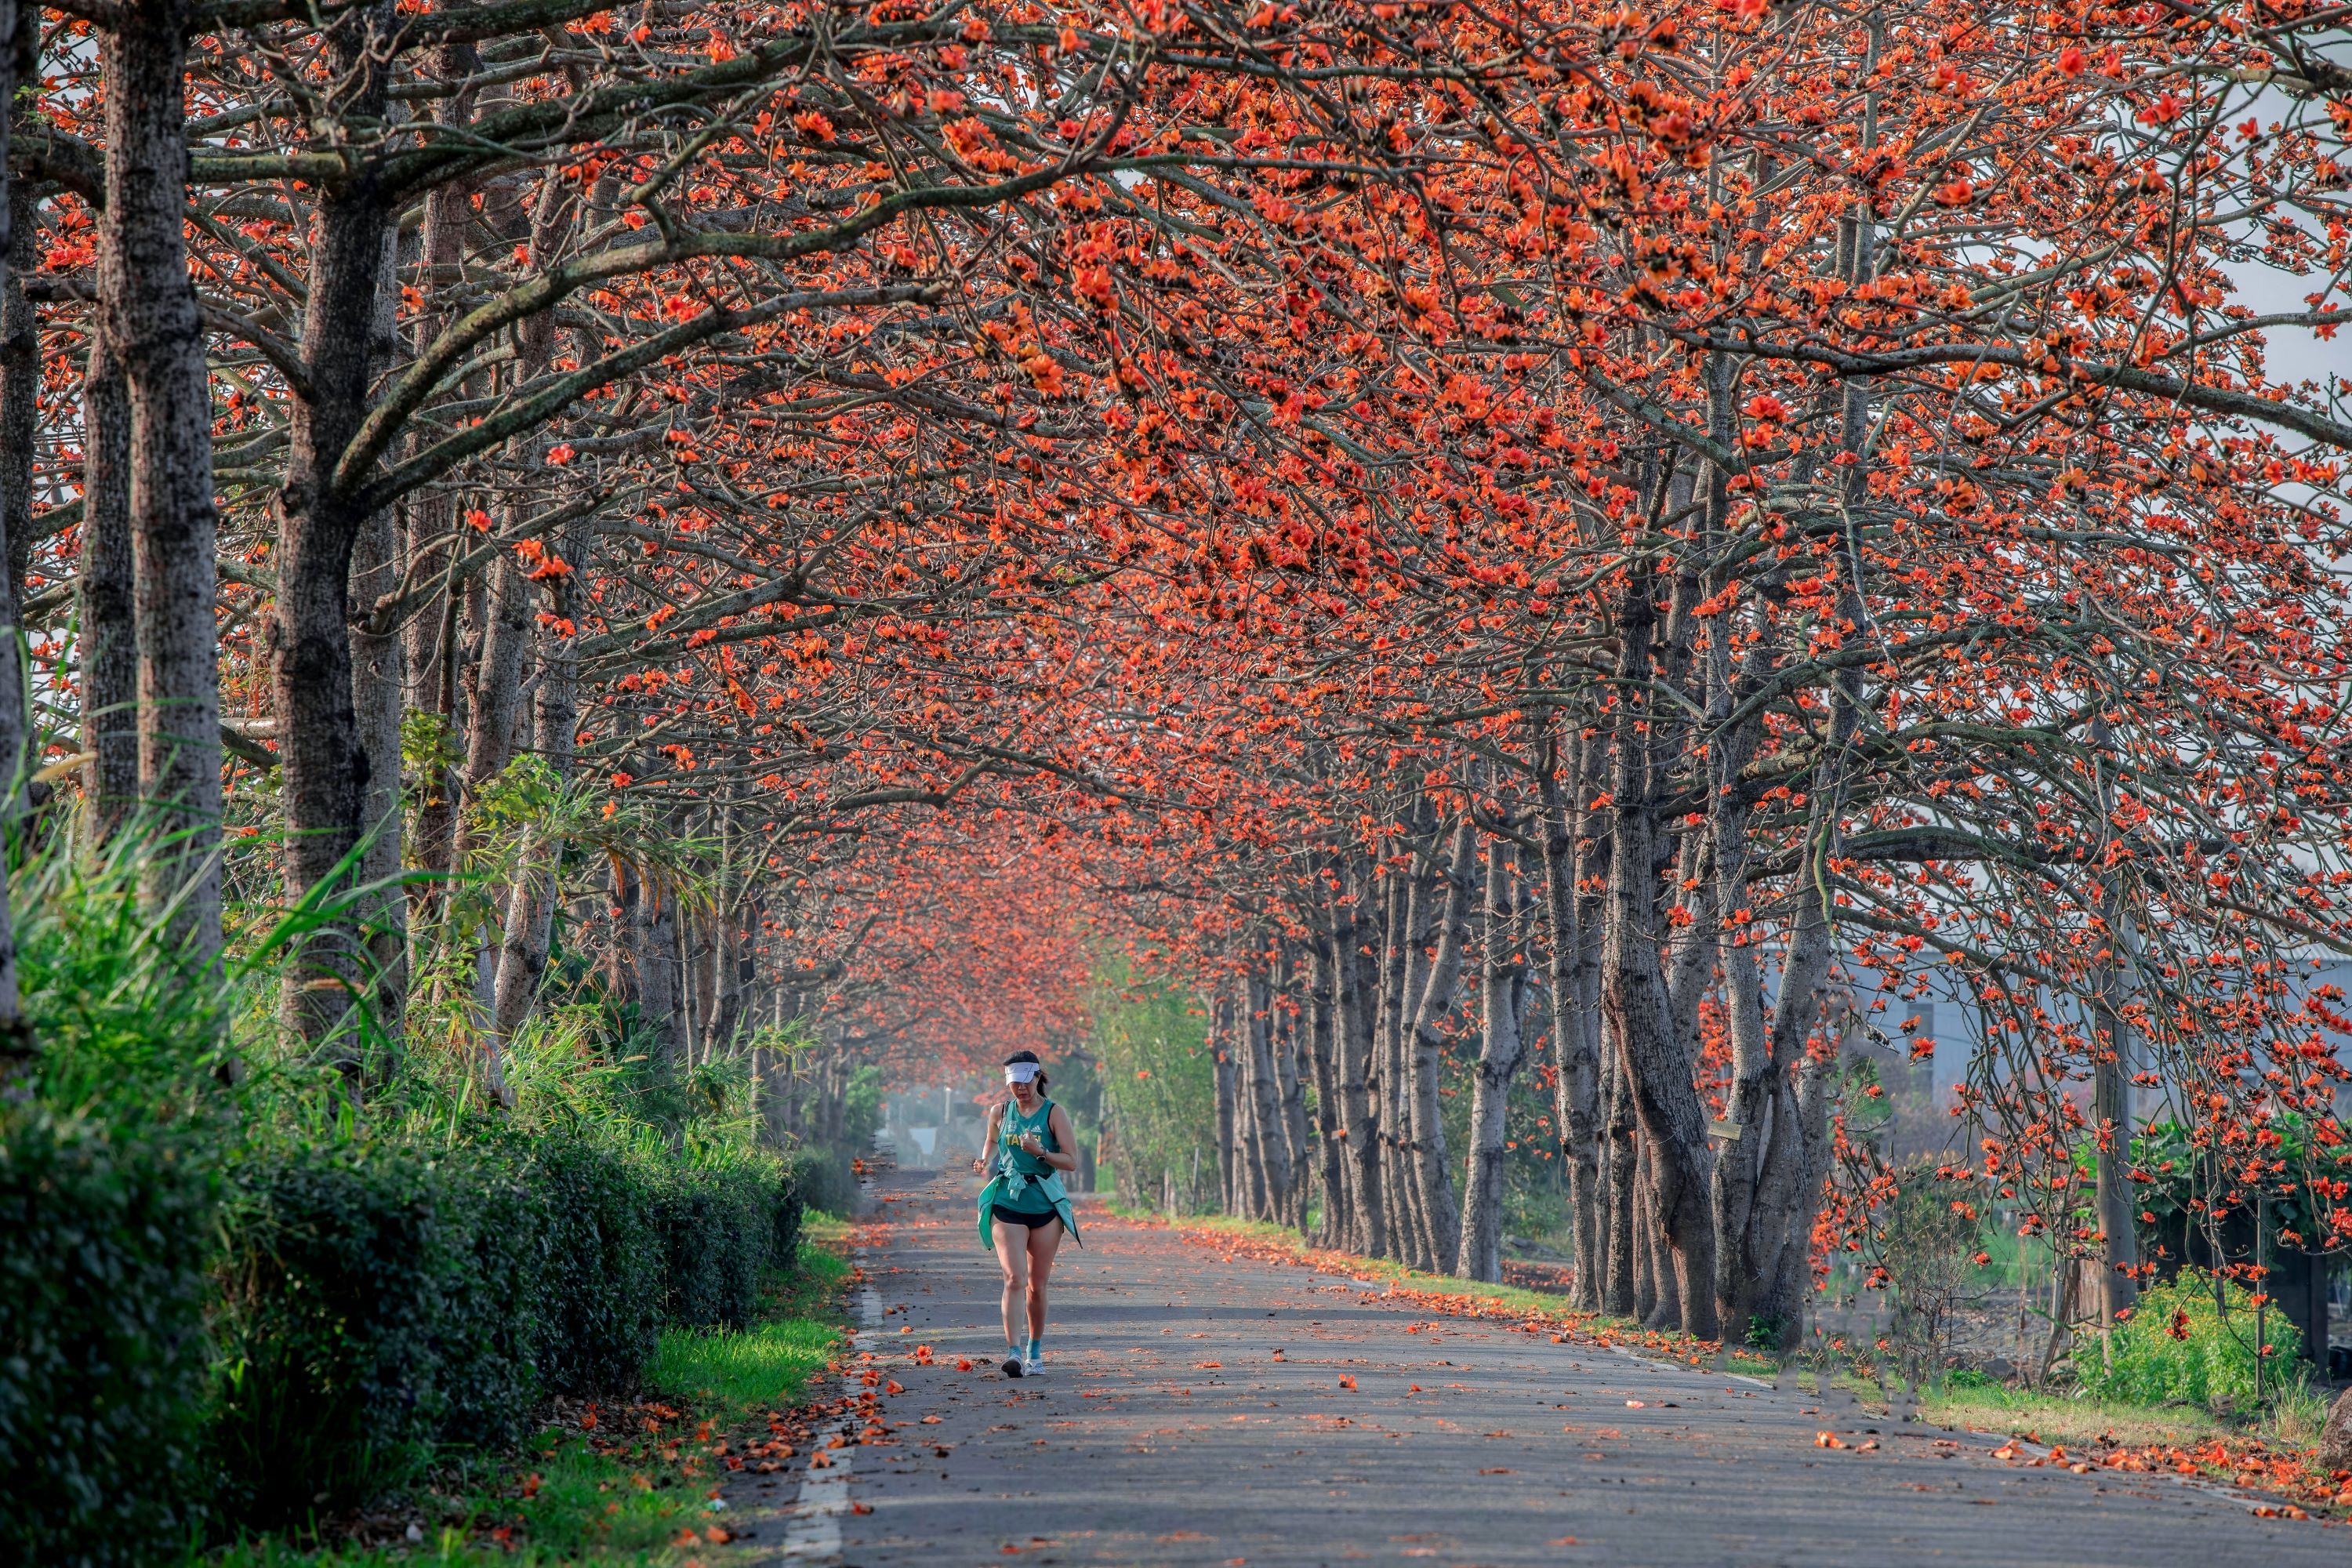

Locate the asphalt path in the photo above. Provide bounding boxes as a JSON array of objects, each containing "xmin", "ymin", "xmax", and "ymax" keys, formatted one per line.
[{"xmin": 729, "ymin": 1169, "xmax": 2343, "ymax": 1567}]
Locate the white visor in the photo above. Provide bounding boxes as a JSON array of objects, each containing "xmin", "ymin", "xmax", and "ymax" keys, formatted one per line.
[{"xmin": 1004, "ymin": 1062, "xmax": 1040, "ymax": 1083}]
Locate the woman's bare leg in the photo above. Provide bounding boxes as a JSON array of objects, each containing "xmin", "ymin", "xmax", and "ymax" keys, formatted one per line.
[
  {"xmin": 992, "ymin": 1220, "xmax": 1030, "ymax": 1354},
  {"xmin": 1024, "ymin": 1220, "xmax": 1065, "ymax": 1345}
]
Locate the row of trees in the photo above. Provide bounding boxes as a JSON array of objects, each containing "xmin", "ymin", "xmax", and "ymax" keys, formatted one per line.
[
  {"xmin": 1025, "ymin": 0, "xmax": 2352, "ymax": 1345},
  {"xmin": 5, "ymin": 0, "xmax": 2350, "ymax": 1349},
  {"xmin": 2, "ymin": 0, "xmax": 1450, "ymax": 1073}
]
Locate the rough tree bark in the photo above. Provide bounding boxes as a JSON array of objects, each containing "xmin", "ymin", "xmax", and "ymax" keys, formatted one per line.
[
  {"xmin": 1601, "ymin": 553, "xmax": 1721, "ymax": 1339},
  {"xmin": 1276, "ymin": 960, "xmax": 1311, "ymax": 1232},
  {"xmin": 630, "ymin": 862, "xmax": 681, "ymax": 1065},
  {"xmin": 1407, "ymin": 815, "xmax": 1475, "ymax": 1274},
  {"xmin": 1243, "ymin": 967, "xmax": 1291, "ymax": 1221},
  {"xmin": 268, "ymin": 0, "xmax": 403, "ymax": 1056},
  {"xmin": 349, "ymin": 232, "xmax": 408, "ymax": 1065},
  {"xmin": 1376, "ymin": 850, "xmax": 1428, "ymax": 1264},
  {"xmin": 1332, "ymin": 866, "xmax": 1386, "ymax": 1258},
  {"xmin": 78, "ymin": 328, "xmax": 138, "ymax": 844},
  {"xmin": 1305, "ymin": 931, "xmax": 1349, "ymax": 1247},
  {"xmin": 100, "ymin": 11, "xmax": 224, "ymax": 967},
  {"xmin": 1457, "ymin": 831, "xmax": 1530, "ymax": 1282},
  {"xmin": 0, "ymin": 45, "xmax": 29, "ymax": 1056},
  {"xmin": 1537, "ymin": 719, "xmax": 1606, "ymax": 1309},
  {"xmin": 1212, "ymin": 989, "xmax": 1238, "ymax": 1213},
  {"xmin": 1602, "ymin": 1024, "xmax": 1636, "ymax": 1315}
]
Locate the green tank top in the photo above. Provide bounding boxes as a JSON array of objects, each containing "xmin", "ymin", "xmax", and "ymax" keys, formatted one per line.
[{"xmin": 989, "ymin": 1099, "xmax": 1060, "ymax": 1214}]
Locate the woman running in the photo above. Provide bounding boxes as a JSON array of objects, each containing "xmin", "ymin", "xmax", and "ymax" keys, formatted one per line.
[{"xmin": 972, "ymin": 1050, "xmax": 1080, "ymax": 1377}]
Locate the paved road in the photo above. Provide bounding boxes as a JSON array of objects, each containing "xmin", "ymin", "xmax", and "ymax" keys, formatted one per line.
[{"xmin": 729, "ymin": 1170, "xmax": 2343, "ymax": 1567}]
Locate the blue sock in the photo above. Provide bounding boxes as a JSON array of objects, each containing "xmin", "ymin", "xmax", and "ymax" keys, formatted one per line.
[{"xmin": 1025, "ymin": 1336, "xmax": 1042, "ymax": 1360}]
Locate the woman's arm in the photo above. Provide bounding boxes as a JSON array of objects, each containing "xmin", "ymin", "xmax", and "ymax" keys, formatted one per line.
[
  {"xmin": 1038, "ymin": 1104, "xmax": 1080, "ymax": 1173},
  {"xmin": 973, "ymin": 1105, "xmax": 1003, "ymax": 1174}
]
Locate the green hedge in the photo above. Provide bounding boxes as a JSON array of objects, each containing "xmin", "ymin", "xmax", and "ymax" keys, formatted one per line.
[
  {"xmin": 211, "ymin": 1142, "xmax": 489, "ymax": 1523},
  {"xmin": 771, "ymin": 1160, "xmax": 808, "ymax": 1264},
  {"xmin": 8, "ymin": 1116, "xmax": 804, "ymax": 1545},
  {"xmin": 0, "ymin": 1107, "xmax": 216, "ymax": 1567},
  {"xmin": 527, "ymin": 1133, "xmax": 662, "ymax": 1396},
  {"xmin": 644, "ymin": 1149, "xmax": 814, "ymax": 1338},
  {"xmin": 434, "ymin": 1149, "xmax": 546, "ymax": 1456}
]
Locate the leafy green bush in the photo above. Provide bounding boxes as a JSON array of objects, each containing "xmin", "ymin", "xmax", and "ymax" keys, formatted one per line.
[
  {"xmin": 656, "ymin": 1152, "xmax": 777, "ymax": 1330},
  {"xmin": 2078, "ymin": 1269, "xmax": 2306, "ymax": 1409},
  {"xmin": 430, "ymin": 1147, "xmax": 546, "ymax": 1455},
  {"xmin": 0, "ymin": 1105, "xmax": 216, "ymax": 1566},
  {"xmin": 210, "ymin": 1140, "xmax": 550, "ymax": 1523},
  {"xmin": 525, "ymin": 1131, "xmax": 662, "ymax": 1396},
  {"xmin": 2, "ymin": 804, "xmax": 825, "ymax": 1549},
  {"xmin": 771, "ymin": 1158, "xmax": 807, "ymax": 1265}
]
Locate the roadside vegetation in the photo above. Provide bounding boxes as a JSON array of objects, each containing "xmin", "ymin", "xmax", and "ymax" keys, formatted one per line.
[{"xmin": 1, "ymin": 824, "xmax": 858, "ymax": 1564}]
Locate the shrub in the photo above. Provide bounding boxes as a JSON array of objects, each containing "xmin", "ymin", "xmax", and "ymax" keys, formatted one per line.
[
  {"xmin": 2077, "ymin": 1269, "xmax": 2307, "ymax": 1410},
  {"xmin": 0, "ymin": 1106, "xmax": 216, "ymax": 1566},
  {"xmin": 771, "ymin": 1159, "xmax": 807, "ymax": 1265},
  {"xmin": 210, "ymin": 1139, "xmax": 551, "ymax": 1523},
  {"xmin": 656, "ymin": 1152, "xmax": 776, "ymax": 1330},
  {"xmin": 1873, "ymin": 1163, "xmax": 1988, "ymax": 1366},
  {"xmin": 525, "ymin": 1132, "xmax": 662, "ymax": 1396},
  {"xmin": 430, "ymin": 1146, "xmax": 546, "ymax": 1455}
]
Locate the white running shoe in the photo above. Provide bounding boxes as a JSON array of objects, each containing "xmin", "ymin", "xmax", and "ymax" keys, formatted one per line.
[
  {"xmin": 1000, "ymin": 1352, "xmax": 1025, "ymax": 1377},
  {"xmin": 1022, "ymin": 1356, "xmax": 1046, "ymax": 1377}
]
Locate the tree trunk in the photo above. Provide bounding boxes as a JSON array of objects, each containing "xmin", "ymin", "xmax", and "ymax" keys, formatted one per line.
[
  {"xmin": 633, "ymin": 865, "xmax": 681, "ymax": 1065},
  {"xmin": 1235, "ymin": 1033, "xmax": 1270, "ymax": 1218},
  {"xmin": 1407, "ymin": 815, "xmax": 1474, "ymax": 1274},
  {"xmin": 1276, "ymin": 966, "xmax": 1310, "ymax": 1232},
  {"xmin": 1333, "ymin": 872, "xmax": 1385, "ymax": 1257},
  {"xmin": 400, "ymin": 43, "xmax": 480, "ymax": 941},
  {"xmin": 1537, "ymin": 720, "xmax": 1606, "ymax": 1309},
  {"xmin": 1457, "ymin": 833, "xmax": 1529, "ymax": 1282},
  {"xmin": 490, "ymin": 510, "xmax": 588, "ymax": 1044},
  {"xmin": 347, "ymin": 229, "xmax": 408, "ymax": 1067},
  {"xmin": 456, "ymin": 556, "xmax": 532, "ymax": 835},
  {"xmin": 78, "ymin": 328, "xmax": 138, "ymax": 844},
  {"xmin": 2089, "ymin": 711, "xmax": 2142, "ymax": 1329},
  {"xmin": 1243, "ymin": 969, "xmax": 1290, "ymax": 1221},
  {"xmin": 268, "ymin": 0, "xmax": 401, "ymax": 1058},
  {"xmin": 1213, "ymin": 991, "xmax": 1238, "ymax": 1213},
  {"xmin": 1632, "ymin": 1149, "xmax": 1657, "ymax": 1323},
  {"xmin": 350, "ymin": 494, "xmax": 407, "ymax": 1061},
  {"xmin": 0, "ymin": 53, "xmax": 30, "ymax": 1059},
  {"xmin": 0, "ymin": 183, "xmax": 34, "ymax": 619},
  {"xmin": 2092, "ymin": 906, "xmax": 2141, "ymax": 1328},
  {"xmin": 1601, "ymin": 560, "xmax": 1720, "ymax": 1338},
  {"xmin": 1305, "ymin": 933, "xmax": 1348, "ymax": 1247},
  {"xmin": 1377, "ymin": 855, "xmax": 1428, "ymax": 1265},
  {"xmin": 1602, "ymin": 1022, "xmax": 1637, "ymax": 1316},
  {"xmin": 100, "ymin": 12, "xmax": 224, "ymax": 967}
]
